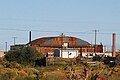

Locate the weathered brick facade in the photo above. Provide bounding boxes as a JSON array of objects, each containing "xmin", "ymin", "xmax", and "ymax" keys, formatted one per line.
[{"xmin": 30, "ymin": 35, "xmax": 103, "ymax": 54}]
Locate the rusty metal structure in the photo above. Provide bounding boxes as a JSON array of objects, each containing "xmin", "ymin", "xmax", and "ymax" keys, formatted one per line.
[{"xmin": 30, "ymin": 35, "xmax": 103, "ymax": 54}]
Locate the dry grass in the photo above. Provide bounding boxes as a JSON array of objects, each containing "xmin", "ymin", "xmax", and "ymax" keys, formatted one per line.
[{"xmin": 0, "ymin": 59, "xmax": 120, "ymax": 80}]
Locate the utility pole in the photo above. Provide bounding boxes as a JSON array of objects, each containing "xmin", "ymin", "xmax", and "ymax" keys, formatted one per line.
[
  {"xmin": 12, "ymin": 37, "xmax": 17, "ymax": 45},
  {"xmin": 93, "ymin": 30, "xmax": 99, "ymax": 54},
  {"xmin": 5, "ymin": 42, "xmax": 7, "ymax": 52},
  {"xmin": 94, "ymin": 30, "xmax": 98, "ymax": 46},
  {"xmin": 61, "ymin": 33, "xmax": 64, "ymax": 58}
]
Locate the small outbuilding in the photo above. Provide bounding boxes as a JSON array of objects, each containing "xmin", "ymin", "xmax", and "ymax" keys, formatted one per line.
[{"xmin": 54, "ymin": 49, "xmax": 79, "ymax": 58}]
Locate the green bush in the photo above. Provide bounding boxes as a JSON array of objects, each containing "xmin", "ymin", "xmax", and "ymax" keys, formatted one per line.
[
  {"xmin": 5, "ymin": 61, "xmax": 22, "ymax": 69},
  {"xmin": 5, "ymin": 46, "xmax": 44, "ymax": 66}
]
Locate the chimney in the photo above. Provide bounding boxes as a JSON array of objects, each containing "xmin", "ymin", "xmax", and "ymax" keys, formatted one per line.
[
  {"xmin": 112, "ymin": 33, "xmax": 116, "ymax": 57},
  {"xmin": 29, "ymin": 31, "xmax": 32, "ymax": 44}
]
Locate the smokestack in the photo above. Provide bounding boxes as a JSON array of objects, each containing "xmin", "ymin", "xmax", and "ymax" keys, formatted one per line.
[
  {"xmin": 29, "ymin": 31, "xmax": 32, "ymax": 44},
  {"xmin": 112, "ymin": 33, "xmax": 116, "ymax": 57}
]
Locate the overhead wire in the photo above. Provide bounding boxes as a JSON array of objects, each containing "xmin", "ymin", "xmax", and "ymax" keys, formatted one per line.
[{"xmin": 0, "ymin": 28, "xmax": 87, "ymax": 34}]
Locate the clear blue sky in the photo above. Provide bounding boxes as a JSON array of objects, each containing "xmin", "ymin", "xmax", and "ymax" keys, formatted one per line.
[{"xmin": 0, "ymin": 0, "xmax": 120, "ymax": 51}]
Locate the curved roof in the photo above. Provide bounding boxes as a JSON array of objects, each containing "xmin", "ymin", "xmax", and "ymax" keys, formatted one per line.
[{"xmin": 30, "ymin": 36, "xmax": 90, "ymax": 47}]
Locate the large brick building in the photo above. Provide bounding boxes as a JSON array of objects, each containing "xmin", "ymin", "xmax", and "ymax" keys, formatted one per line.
[{"xmin": 30, "ymin": 35, "xmax": 103, "ymax": 55}]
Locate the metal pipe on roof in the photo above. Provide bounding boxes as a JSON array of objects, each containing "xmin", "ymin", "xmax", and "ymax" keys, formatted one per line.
[{"xmin": 29, "ymin": 31, "xmax": 32, "ymax": 44}]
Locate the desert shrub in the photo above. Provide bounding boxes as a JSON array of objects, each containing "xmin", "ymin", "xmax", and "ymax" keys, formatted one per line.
[
  {"xmin": 5, "ymin": 61, "xmax": 22, "ymax": 69},
  {"xmin": 0, "ymin": 68, "xmax": 17, "ymax": 80},
  {"xmin": 15, "ymin": 76, "xmax": 38, "ymax": 80},
  {"xmin": 115, "ymin": 54, "xmax": 120, "ymax": 66}
]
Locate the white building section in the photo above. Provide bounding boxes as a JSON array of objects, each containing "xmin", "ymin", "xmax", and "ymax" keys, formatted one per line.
[{"xmin": 59, "ymin": 49, "xmax": 79, "ymax": 58}]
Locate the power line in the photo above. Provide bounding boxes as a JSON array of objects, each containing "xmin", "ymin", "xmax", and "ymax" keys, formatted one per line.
[
  {"xmin": 0, "ymin": 28, "xmax": 86, "ymax": 34},
  {"xmin": 0, "ymin": 28, "xmax": 29, "ymax": 32},
  {"xmin": 0, "ymin": 18, "xmax": 120, "ymax": 24},
  {"xmin": 0, "ymin": 28, "xmax": 120, "ymax": 36}
]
